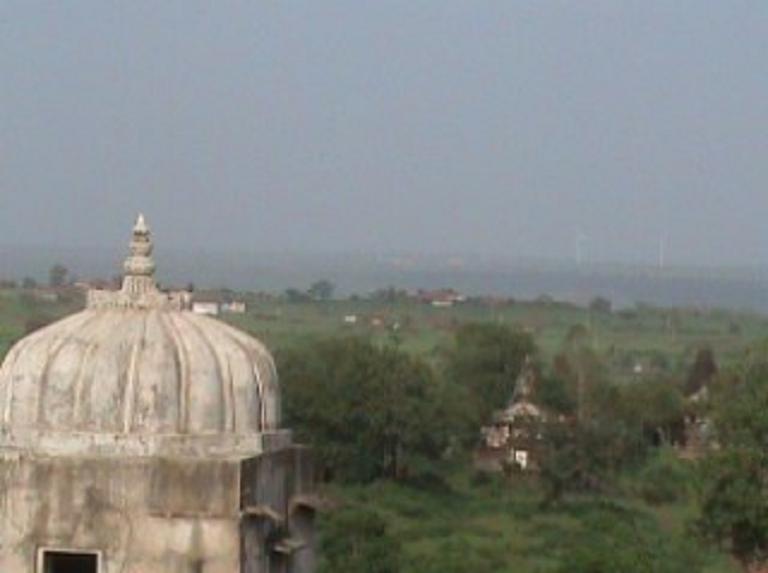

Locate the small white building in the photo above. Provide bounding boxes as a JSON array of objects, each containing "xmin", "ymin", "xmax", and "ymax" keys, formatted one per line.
[
  {"xmin": 222, "ymin": 301, "xmax": 247, "ymax": 314},
  {"xmin": 192, "ymin": 301, "xmax": 220, "ymax": 316}
]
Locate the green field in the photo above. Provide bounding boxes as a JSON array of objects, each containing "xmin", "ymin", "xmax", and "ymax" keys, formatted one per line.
[
  {"xmin": 221, "ymin": 296, "xmax": 768, "ymax": 385},
  {"xmin": 3, "ymin": 289, "xmax": 765, "ymax": 375}
]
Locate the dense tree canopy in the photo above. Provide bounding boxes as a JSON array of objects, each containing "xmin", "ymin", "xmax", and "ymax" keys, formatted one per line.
[
  {"xmin": 697, "ymin": 362, "xmax": 768, "ymax": 571},
  {"xmin": 445, "ymin": 322, "xmax": 535, "ymax": 432},
  {"xmin": 278, "ymin": 337, "xmax": 451, "ymax": 483},
  {"xmin": 539, "ymin": 327, "xmax": 651, "ymax": 504}
]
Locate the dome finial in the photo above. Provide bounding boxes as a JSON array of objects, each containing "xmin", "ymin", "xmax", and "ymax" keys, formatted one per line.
[
  {"xmin": 122, "ymin": 213, "xmax": 157, "ymax": 297},
  {"xmin": 134, "ymin": 212, "xmax": 149, "ymax": 234},
  {"xmin": 86, "ymin": 214, "xmax": 190, "ymax": 310}
]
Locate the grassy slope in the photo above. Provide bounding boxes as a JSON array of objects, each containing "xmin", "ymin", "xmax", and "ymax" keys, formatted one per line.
[{"xmin": 323, "ymin": 469, "xmax": 740, "ymax": 573}]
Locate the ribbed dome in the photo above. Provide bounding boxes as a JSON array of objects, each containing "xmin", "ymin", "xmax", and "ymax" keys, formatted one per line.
[{"xmin": 0, "ymin": 216, "xmax": 282, "ymax": 457}]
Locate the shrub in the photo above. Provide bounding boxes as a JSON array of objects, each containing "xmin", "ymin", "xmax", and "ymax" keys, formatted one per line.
[{"xmin": 318, "ymin": 506, "xmax": 401, "ymax": 573}]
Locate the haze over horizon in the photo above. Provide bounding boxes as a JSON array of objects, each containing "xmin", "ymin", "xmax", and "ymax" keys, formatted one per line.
[{"xmin": 2, "ymin": 2, "xmax": 767, "ymax": 267}]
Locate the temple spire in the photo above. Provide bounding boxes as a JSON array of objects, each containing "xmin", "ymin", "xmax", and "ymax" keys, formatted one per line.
[
  {"xmin": 122, "ymin": 213, "xmax": 157, "ymax": 296},
  {"xmin": 86, "ymin": 214, "xmax": 191, "ymax": 310}
]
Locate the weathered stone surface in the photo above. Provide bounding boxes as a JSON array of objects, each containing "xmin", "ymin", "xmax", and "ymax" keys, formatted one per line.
[
  {"xmin": 0, "ymin": 308, "xmax": 281, "ymax": 446},
  {"xmin": 0, "ymin": 216, "xmax": 316, "ymax": 572},
  {"xmin": 0, "ymin": 215, "xmax": 281, "ymax": 455}
]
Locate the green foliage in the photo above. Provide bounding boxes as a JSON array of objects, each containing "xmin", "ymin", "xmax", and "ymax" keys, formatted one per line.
[
  {"xmin": 637, "ymin": 450, "xmax": 690, "ymax": 505},
  {"xmin": 48, "ymin": 263, "xmax": 69, "ymax": 288},
  {"xmin": 589, "ymin": 296, "xmax": 613, "ymax": 314},
  {"xmin": 446, "ymin": 322, "xmax": 535, "ymax": 433},
  {"xmin": 538, "ymin": 413, "xmax": 644, "ymax": 505},
  {"xmin": 536, "ymin": 374, "xmax": 576, "ymax": 415},
  {"xmin": 539, "ymin": 330, "xmax": 650, "ymax": 505},
  {"xmin": 550, "ymin": 510, "xmax": 704, "ymax": 573},
  {"xmin": 318, "ymin": 506, "xmax": 401, "ymax": 573},
  {"xmin": 686, "ymin": 347, "xmax": 718, "ymax": 396},
  {"xmin": 284, "ymin": 288, "xmax": 311, "ymax": 303},
  {"xmin": 278, "ymin": 337, "xmax": 452, "ymax": 483},
  {"xmin": 553, "ymin": 325, "xmax": 611, "ymax": 421},
  {"xmin": 308, "ymin": 280, "xmax": 335, "ymax": 301},
  {"xmin": 414, "ymin": 536, "xmax": 507, "ymax": 573},
  {"xmin": 697, "ymin": 448, "xmax": 768, "ymax": 568},
  {"xmin": 621, "ymin": 378, "xmax": 685, "ymax": 445},
  {"xmin": 696, "ymin": 362, "xmax": 768, "ymax": 568}
]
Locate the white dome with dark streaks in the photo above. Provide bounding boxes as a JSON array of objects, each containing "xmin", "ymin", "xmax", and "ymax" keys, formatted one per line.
[{"xmin": 0, "ymin": 216, "xmax": 283, "ymax": 457}]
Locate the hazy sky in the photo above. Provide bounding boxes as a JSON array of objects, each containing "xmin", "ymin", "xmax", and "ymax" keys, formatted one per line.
[{"xmin": 1, "ymin": 1, "xmax": 767, "ymax": 266}]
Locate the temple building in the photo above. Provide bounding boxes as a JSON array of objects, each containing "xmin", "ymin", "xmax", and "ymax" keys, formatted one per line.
[
  {"xmin": 0, "ymin": 216, "xmax": 316, "ymax": 572},
  {"xmin": 477, "ymin": 357, "xmax": 548, "ymax": 472}
]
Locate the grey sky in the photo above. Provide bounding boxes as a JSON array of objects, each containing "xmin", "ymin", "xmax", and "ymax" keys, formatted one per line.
[{"xmin": 1, "ymin": 1, "xmax": 767, "ymax": 266}]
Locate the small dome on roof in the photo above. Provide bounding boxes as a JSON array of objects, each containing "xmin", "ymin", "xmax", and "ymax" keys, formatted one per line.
[{"xmin": 0, "ymin": 215, "xmax": 282, "ymax": 457}]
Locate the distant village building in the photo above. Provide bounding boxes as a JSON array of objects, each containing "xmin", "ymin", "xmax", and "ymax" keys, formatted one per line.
[
  {"xmin": 477, "ymin": 358, "xmax": 548, "ymax": 472},
  {"xmin": 343, "ymin": 314, "xmax": 358, "ymax": 325},
  {"xmin": 417, "ymin": 289, "xmax": 466, "ymax": 308},
  {"xmin": 0, "ymin": 215, "xmax": 316, "ymax": 572},
  {"xmin": 192, "ymin": 300, "xmax": 220, "ymax": 316},
  {"xmin": 29, "ymin": 288, "xmax": 60, "ymax": 303},
  {"xmin": 222, "ymin": 301, "xmax": 247, "ymax": 314}
]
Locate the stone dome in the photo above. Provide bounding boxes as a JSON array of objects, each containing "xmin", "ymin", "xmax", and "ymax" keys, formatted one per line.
[{"xmin": 0, "ymin": 215, "xmax": 283, "ymax": 457}]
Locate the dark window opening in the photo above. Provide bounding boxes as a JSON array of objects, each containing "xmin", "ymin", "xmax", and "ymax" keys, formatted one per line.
[{"xmin": 42, "ymin": 551, "xmax": 99, "ymax": 573}]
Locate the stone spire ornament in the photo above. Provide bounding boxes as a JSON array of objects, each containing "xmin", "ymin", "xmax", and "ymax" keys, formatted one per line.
[
  {"xmin": 512, "ymin": 355, "xmax": 536, "ymax": 402},
  {"xmin": 86, "ymin": 214, "xmax": 191, "ymax": 310},
  {"xmin": 122, "ymin": 213, "xmax": 158, "ymax": 296}
]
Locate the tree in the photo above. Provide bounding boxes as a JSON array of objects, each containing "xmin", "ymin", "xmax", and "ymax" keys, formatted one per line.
[
  {"xmin": 284, "ymin": 288, "xmax": 310, "ymax": 303},
  {"xmin": 589, "ymin": 296, "xmax": 613, "ymax": 314},
  {"xmin": 308, "ymin": 280, "xmax": 335, "ymax": 301},
  {"xmin": 278, "ymin": 337, "xmax": 451, "ymax": 483},
  {"xmin": 21, "ymin": 277, "xmax": 37, "ymax": 289},
  {"xmin": 685, "ymin": 347, "xmax": 718, "ymax": 396},
  {"xmin": 370, "ymin": 286, "xmax": 409, "ymax": 303},
  {"xmin": 554, "ymin": 325, "xmax": 609, "ymax": 422},
  {"xmin": 48, "ymin": 264, "xmax": 69, "ymax": 288},
  {"xmin": 538, "ymin": 410, "xmax": 643, "ymax": 506},
  {"xmin": 621, "ymin": 378, "xmax": 685, "ymax": 446},
  {"xmin": 696, "ymin": 362, "xmax": 768, "ymax": 571},
  {"xmin": 540, "ymin": 330, "xmax": 648, "ymax": 505},
  {"xmin": 445, "ymin": 323, "xmax": 535, "ymax": 434},
  {"xmin": 537, "ymin": 374, "xmax": 577, "ymax": 416}
]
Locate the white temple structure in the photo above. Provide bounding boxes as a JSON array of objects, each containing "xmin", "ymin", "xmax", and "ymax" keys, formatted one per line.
[{"xmin": 0, "ymin": 215, "xmax": 316, "ymax": 573}]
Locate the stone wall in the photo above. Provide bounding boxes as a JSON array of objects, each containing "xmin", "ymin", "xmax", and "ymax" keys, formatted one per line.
[
  {"xmin": 0, "ymin": 447, "xmax": 315, "ymax": 573},
  {"xmin": 0, "ymin": 454, "xmax": 240, "ymax": 573}
]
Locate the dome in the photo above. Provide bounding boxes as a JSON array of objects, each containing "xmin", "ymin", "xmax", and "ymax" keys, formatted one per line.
[{"xmin": 0, "ymin": 215, "xmax": 283, "ymax": 457}]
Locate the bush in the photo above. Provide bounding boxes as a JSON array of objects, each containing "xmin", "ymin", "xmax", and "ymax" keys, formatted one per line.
[
  {"xmin": 318, "ymin": 506, "xmax": 401, "ymax": 573},
  {"xmin": 549, "ymin": 510, "xmax": 704, "ymax": 573},
  {"xmin": 637, "ymin": 451, "xmax": 690, "ymax": 506}
]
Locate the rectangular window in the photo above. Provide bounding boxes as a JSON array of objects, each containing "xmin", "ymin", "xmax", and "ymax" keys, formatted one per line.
[{"xmin": 39, "ymin": 549, "xmax": 100, "ymax": 573}]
